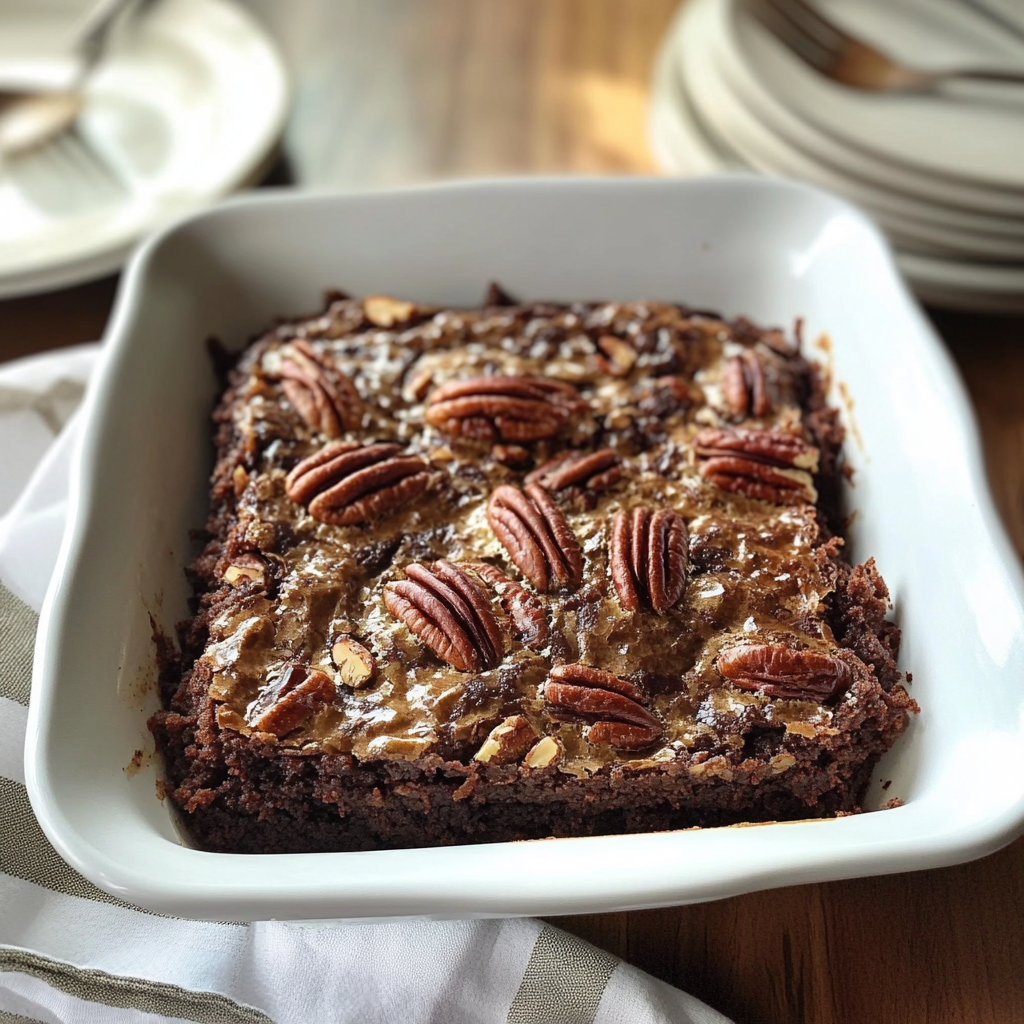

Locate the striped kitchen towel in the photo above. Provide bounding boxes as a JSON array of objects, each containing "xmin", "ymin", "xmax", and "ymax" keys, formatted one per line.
[{"xmin": 0, "ymin": 345, "xmax": 731, "ymax": 1024}]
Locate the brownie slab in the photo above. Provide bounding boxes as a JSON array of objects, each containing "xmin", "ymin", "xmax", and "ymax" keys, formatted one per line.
[{"xmin": 150, "ymin": 290, "xmax": 917, "ymax": 853}]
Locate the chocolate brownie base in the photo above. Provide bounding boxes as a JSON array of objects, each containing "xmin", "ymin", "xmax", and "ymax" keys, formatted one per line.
[{"xmin": 150, "ymin": 290, "xmax": 917, "ymax": 853}]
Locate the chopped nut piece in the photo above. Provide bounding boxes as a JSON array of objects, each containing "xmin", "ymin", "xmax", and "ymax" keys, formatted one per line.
[
  {"xmin": 474, "ymin": 715, "xmax": 536, "ymax": 764},
  {"xmin": 491, "ymin": 444, "xmax": 531, "ymax": 467},
  {"xmin": 246, "ymin": 665, "xmax": 335, "ymax": 736},
  {"xmin": 595, "ymin": 334, "xmax": 638, "ymax": 376},
  {"xmin": 364, "ymin": 295, "xmax": 417, "ymax": 327},
  {"xmin": 404, "ymin": 364, "xmax": 435, "ymax": 402},
  {"xmin": 232, "ymin": 465, "xmax": 249, "ymax": 496},
  {"xmin": 524, "ymin": 735, "xmax": 562, "ymax": 768},
  {"xmin": 331, "ymin": 636, "xmax": 377, "ymax": 688},
  {"xmin": 223, "ymin": 553, "xmax": 266, "ymax": 588}
]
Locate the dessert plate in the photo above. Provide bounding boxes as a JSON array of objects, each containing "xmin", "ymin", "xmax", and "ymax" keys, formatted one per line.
[
  {"xmin": 732, "ymin": 0, "xmax": 1024, "ymax": 191},
  {"xmin": 0, "ymin": 0, "xmax": 288, "ymax": 298},
  {"xmin": 26, "ymin": 178, "xmax": 1024, "ymax": 920},
  {"xmin": 711, "ymin": 0, "xmax": 1024, "ymax": 220},
  {"xmin": 676, "ymin": 6, "xmax": 1024, "ymax": 262}
]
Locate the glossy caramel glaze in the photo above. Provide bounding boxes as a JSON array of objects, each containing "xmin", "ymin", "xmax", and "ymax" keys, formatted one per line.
[{"xmin": 194, "ymin": 293, "xmax": 885, "ymax": 777}]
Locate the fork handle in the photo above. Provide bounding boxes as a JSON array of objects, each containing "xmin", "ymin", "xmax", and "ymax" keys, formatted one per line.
[{"xmin": 944, "ymin": 68, "xmax": 1024, "ymax": 87}]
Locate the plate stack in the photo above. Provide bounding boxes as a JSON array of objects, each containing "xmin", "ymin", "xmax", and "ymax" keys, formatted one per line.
[{"xmin": 650, "ymin": 0, "xmax": 1024, "ymax": 312}]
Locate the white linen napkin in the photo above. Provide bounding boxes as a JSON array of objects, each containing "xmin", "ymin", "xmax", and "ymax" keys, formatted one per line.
[{"xmin": 0, "ymin": 345, "xmax": 733, "ymax": 1024}]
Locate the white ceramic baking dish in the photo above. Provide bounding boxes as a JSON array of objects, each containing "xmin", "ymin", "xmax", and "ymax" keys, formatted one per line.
[{"xmin": 25, "ymin": 177, "xmax": 1024, "ymax": 920}]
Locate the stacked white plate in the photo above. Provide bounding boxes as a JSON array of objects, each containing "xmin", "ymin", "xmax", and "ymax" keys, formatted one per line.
[
  {"xmin": 650, "ymin": 0, "xmax": 1024, "ymax": 312},
  {"xmin": 0, "ymin": 0, "xmax": 288, "ymax": 298}
]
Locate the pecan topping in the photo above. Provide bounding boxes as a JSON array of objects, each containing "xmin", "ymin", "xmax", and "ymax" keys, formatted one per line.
[
  {"xmin": 425, "ymin": 376, "xmax": 576, "ymax": 443},
  {"xmin": 717, "ymin": 644, "xmax": 852, "ymax": 701},
  {"xmin": 331, "ymin": 636, "xmax": 376, "ymax": 688},
  {"xmin": 588, "ymin": 721, "xmax": 663, "ymax": 750},
  {"xmin": 524, "ymin": 735, "xmax": 562, "ymax": 768},
  {"xmin": 594, "ymin": 335, "xmax": 637, "ymax": 377},
  {"xmin": 385, "ymin": 560, "xmax": 503, "ymax": 672},
  {"xmin": 695, "ymin": 427, "xmax": 819, "ymax": 505},
  {"xmin": 285, "ymin": 440, "xmax": 432, "ymax": 525},
  {"xmin": 723, "ymin": 349, "xmax": 771, "ymax": 419},
  {"xmin": 526, "ymin": 448, "xmax": 622, "ymax": 495},
  {"xmin": 364, "ymin": 295, "xmax": 418, "ymax": 327},
  {"xmin": 490, "ymin": 444, "xmax": 531, "ymax": 468},
  {"xmin": 637, "ymin": 376, "xmax": 695, "ymax": 418},
  {"xmin": 246, "ymin": 664, "xmax": 335, "ymax": 736},
  {"xmin": 278, "ymin": 339, "xmax": 362, "ymax": 437},
  {"xmin": 468, "ymin": 562, "xmax": 549, "ymax": 649},
  {"xmin": 609, "ymin": 506, "xmax": 688, "ymax": 614},
  {"xmin": 544, "ymin": 664, "xmax": 662, "ymax": 748},
  {"xmin": 486, "ymin": 483, "xmax": 584, "ymax": 592},
  {"xmin": 474, "ymin": 715, "xmax": 536, "ymax": 764},
  {"xmin": 223, "ymin": 552, "xmax": 267, "ymax": 588}
]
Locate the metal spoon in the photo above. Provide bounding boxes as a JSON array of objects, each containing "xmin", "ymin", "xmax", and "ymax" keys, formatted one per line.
[{"xmin": 0, "ymin": 0, "xmax": 138, "ymax": 158}]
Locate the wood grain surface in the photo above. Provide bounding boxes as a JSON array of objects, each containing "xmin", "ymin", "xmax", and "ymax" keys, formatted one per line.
[{"xmin": 2, "ymin": 3, "xmax": 1023, "ymax": 1021}]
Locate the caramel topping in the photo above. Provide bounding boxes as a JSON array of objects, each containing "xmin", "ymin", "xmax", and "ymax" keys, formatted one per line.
[{"xmin": 204, "ymin": 298, "xmax": 841, "ymax": 773}]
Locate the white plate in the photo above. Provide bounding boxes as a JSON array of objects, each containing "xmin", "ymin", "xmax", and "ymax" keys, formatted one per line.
[
  {"xmin": 650, "ymin": 18, "xmax": 1024, "ymax": 310},
  {"xmin": 0, "ymin": 0, "xmax": 288, "ymax": 298},
  {"xmin": 897, "ymin": 251, "xmax": 1024, "ymax": 312},
  {"xmin": 648, "ymin": 20, "xmax": 739, "ymax": 177},
  {"xmin": 25, "ymin": 178, "xmax": 1024, "ymax": 920},
  {"xmin": 733, "ymin": 0, "xmax": 1024, "ymax": 191},
  {"xmin": 675, "ymin": 0, "xmax": 1024, "ymax": 262},
  {"xmin": 716, "ymin": 0, "xmax": 1024, "ymax": 218}
]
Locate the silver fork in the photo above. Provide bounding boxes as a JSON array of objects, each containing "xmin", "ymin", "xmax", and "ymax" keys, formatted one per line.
[
  {"xmin": 746, "ymin": 0, "xmax": 1024, "ymax": 92},
  {"xmin": 7, "ymin": 126, "xmax": 127, "ymax": 214}
]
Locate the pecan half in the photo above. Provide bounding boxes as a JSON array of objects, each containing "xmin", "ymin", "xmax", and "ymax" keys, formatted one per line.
[
  {"xmin": 468, "ymin": 562, "xmax": 549, "ymax": 649},
  {"xmin": 609, "ymin": 506, "xmax": 688, "ymax": 614},
  {"xmin": 526, "ymin": 448, "xmax": 622, "ymax": 495},
  {"xmin": 246, "ymin": 664, "xmax": 335, "ymax": 736},
  {"xmin": 285, "ymin": 440, "xmax": 432, "ymax": 525},
  {"xmin": 385, "ymin": 559, "xmax": 503, "ymax": 672},
  {"xmin": 544, "ymin": 664, "xmax": 662, "ymax": 748},
  {"xmin": 278, "ymin": 339, "xmax": 362, "ymax": 437},
  {"xmin": 486, "ymin": 483, "xmax": 584, "ymax": 592},
  {"xmin": 717, "ymin": 644, "xmax": 852, "ymax": 701},
  {"xmin": 588, "ymin": 721, "xmax": 662, "ymax": 750},
  {"xmin": 695, "ymin": 427, "xmax": 819, "ymax": 504},
  {"xmin": 425, "ymin": 376, "xmax": 576, "ymax": 443},
  {"xmin": 723, "ymin": 349, "xmax": 771, "ymax": 419}
]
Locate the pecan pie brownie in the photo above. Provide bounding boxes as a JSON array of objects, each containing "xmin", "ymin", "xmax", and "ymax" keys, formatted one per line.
[{"xmin": 149, "ymin": 288, "xmax": 918, "ymax": 853}]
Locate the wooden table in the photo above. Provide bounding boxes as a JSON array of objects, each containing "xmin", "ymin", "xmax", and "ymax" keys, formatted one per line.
[{"xmin": 2, "ymin": 3, "xmax": 1022, "ymax": 1021}]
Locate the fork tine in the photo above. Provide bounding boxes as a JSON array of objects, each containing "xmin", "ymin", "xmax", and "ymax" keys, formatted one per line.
[
  {"xmin": 747, "ymin": 0, "xmax": 834, "ymax": 74},
  {"xmin": 59, "ymin": 127, "xmax": 126, "ymax": 201},
  {"xmin": 770, "ymin": 0, "xmax": 853, "ymax": 49}
]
